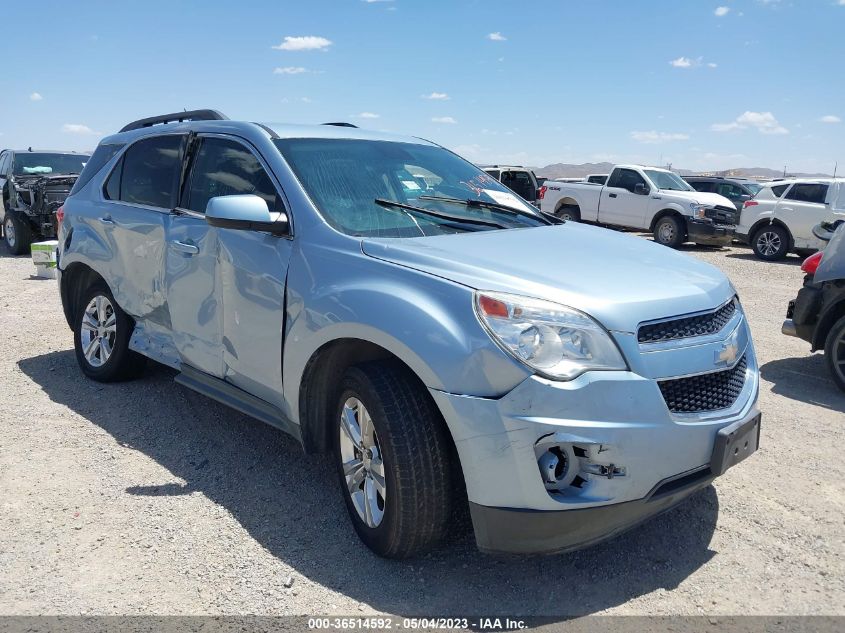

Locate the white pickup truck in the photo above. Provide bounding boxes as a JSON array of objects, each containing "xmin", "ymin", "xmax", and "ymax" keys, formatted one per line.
[{"xmin": 539, "ymin": 165, "xmax": 738, "ymax": 247}]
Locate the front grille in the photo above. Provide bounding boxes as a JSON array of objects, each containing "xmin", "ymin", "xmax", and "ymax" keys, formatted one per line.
[
  {"xmin": 706, "ymin": 205, "xmax": 738, "ymax": 225},
  {"xmin": 658, "ymin": 355, "xmax": 747, "ymax": 413},
  {"xmin": 638, "ymin": 300, "xmax": 737, "ymax": 344}
]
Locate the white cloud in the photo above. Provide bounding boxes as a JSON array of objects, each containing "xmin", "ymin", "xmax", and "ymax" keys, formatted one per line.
[
  {"xmin": 422, "ymin": 92, "xmax": 449, "ymax": 100},
  {"xmin": 273, "ymin": 66, "xmax": 309, "ymax": 74},
  {"xmin": 29, "ymin": 92, "xmax": 43, "ymax": 101},
  {"xmin": 711, "ymin": 111, "xmax": 789, "ymax": 135},
  {"xmin": 820, "ymin": 115, "xmax": 841, "ymax": 123},
  {"xmin": 355, "ymin": 112, "xmax": 380, "ymax": 119},
  {"xmin": 272, "ymin": 36, "xmax": 332, "ymax": 51},
  {"xmin": 714, "ymin": 6, "xmax": 731, "ymax": 16},
  {"xmin": 487, "ymin": 32, "xmax": 506, "ymax": 41},
  {"xmin": 432, "ymin": 116, "xmax": 457, "ymax": 124},
  {"xmin": 62, "ymin": 124, "xmax": 97, "ymax": 135},
  {"xmin": 707, "ymin": 62, "xmax": 718, "ymax": 68},
  {"xmin": 670, "ymin": 56, "xmax": 693, "ymax": 68},
  {"xmin": 630, "ymin": 130, "xmax": 690, "ymax": 144}
]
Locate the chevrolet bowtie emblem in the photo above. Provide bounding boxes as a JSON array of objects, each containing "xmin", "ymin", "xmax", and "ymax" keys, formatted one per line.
[{"xmin": 716, "ymin": 341, "xmax": 739, "ymax": 365}]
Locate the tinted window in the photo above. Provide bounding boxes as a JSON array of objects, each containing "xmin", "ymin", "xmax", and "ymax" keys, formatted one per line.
[
  {"xmin": 0, "ymin": 152, "xmax": 8, "ymax": 176},
  {"xmin": 105, "ymin": 158, "xmax": 123, "ymax": 201},
  {"xmin": 770, "ymin": 184, "xmax": 789, "ymax": 198},
  {"xmin": 484, "ymin": 169, "xmax": 501, "ymax": 180},
  {"xmin": 501, "ymin": 170, "xmax": 536, "ymax": 200},
  {"xmin": 71, "ymin": 143, "xmax": 125, "ymax": 196},
  {"xmin": 117, "ymin": 135, "xmax": 184, "ymax": 208},
  {"xmin": 183, "ymin": 137, "xmax": 283, "ymax": 214},
  {"xmin": 785, "ymin": 183, "xmax": 828, "ymax": 204},
  {"xmin": 608, "ymin": 168, "xmax": 646, "ymax": 193},
  {"xmin": 716, "ymin": 182, "xmax": 746, "ymax": 199},
  {"xmin": 689, "ymin": 180, "xmax": 715, "ymax": 193},
  {"xmin": 587, "ymin": 175, "xmax": 607, "ymax": 184}
]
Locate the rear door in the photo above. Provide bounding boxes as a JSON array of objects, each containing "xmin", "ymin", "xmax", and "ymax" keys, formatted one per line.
[
  {"xmin": 599, "ymin": 168, "xmax": 651, "ymax": 227},
  {"xmin": 779, "ymin": 183, "xmax": 831, "ymax": 248},
  {"xmin": 171, "ymin": 134, "xmax": 293, "ymax": 407},
  {"xmin": 100, "ymin": 134, "xmax": 186, "ymax": 325}
]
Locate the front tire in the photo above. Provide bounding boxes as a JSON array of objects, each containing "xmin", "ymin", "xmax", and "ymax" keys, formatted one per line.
[
  {"xmin": 653, "ymin": 215, "xmax": 685, "ymax": 248},
  {"xmin": 824, "ymin": 315, "xmax": 845, "ymax": 393},
  {"xmin": 4, "ymin": 214, "xmax": 32, "ymax": 255},
  {"xmin": 751, "ymin": 225, "xmax": 790, "ymax": 261},
  {"xmin": 334, "ymin": 362, "xmax": 453, "ymax": 558},
  {"xmin": 73, "ymin": 282, "xmax": 145, "ymax": 382}
]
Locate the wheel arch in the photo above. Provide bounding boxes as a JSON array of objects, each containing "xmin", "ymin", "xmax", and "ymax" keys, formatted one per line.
[
  {"xmin": 812, "ymin": 296, "xmax": 845, "ymax": 352},
  {"xmin": 553, "ymin": 196, "xmax": 580, "ymax": 213},
  {"xmin": 59, "ymin": 262, "xmax": 115, "ymax": 328},
  {"xmin": 649, "ymin": 208, "xmax": 685, "ymax": 232}
]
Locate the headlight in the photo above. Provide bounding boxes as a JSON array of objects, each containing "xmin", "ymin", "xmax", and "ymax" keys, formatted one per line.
[
  {"xmin": 690, "ymin": 203, "xmax": 710, "ymax": 219},
  {"xmin": 474, "ymin": 291, "xmax": 627, "ymax": 380}
]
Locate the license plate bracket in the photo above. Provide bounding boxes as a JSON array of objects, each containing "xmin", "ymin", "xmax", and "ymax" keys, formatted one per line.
[{"xmin": 711, "ymin": 414, "xmax": 761, "ymax": 476}]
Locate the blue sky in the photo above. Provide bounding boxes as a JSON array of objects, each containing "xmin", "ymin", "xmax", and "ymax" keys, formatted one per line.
[{"xmin": 2, "ymin": 0, "xmax": 843, "ymax": 173}]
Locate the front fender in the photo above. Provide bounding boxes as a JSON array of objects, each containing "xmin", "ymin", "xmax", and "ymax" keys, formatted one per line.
[{"xmin": 282, "ymin": 241, "xmax": 531, "ymax": 424}]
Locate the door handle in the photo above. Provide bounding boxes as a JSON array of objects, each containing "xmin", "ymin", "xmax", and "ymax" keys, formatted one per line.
[
  {"xmin": 99, "ymin": 215, "xmax": 114, "ymax": 225},
  {"xmin": 608, "ymin": 193, "xmax": 617, "ymax": 198},
  {"xmin": 169, "ymin": 240, "xmax": 199, "ymax": 255}
]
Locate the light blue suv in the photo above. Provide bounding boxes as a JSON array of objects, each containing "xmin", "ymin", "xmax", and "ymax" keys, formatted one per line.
[{"xmin": 57, "ymin": 110, "xmax": 761, "ymax": 557}]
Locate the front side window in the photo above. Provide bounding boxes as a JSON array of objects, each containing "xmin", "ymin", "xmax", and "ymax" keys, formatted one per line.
[
  {"xmin": 274, "ymin": 138, "xmax": 544, "ymax": 238},
  {"xmin": 110, "ymin": 135, "xmax": 184, "ymax": 208},
  {"xmin": 716, "ymin": 183, "xmax": 745, "ymax": 199},
  {"xmin": 12, "ymin": 152, "xmax": 89, "ymax": 176},
  {"xmin": 785, "ymin": 183, "xmax": 828, "ymax": 204},
  {"xmin": 608, "ymin": 168, "xmax": 647, "ymax": 193},
  {"xmin": 182, "ymin": 137, "xmax": 283, "ymax": 214},
  {"xmin": 689, "ymin": 180, "xmax": 715, "ymax": 193}
]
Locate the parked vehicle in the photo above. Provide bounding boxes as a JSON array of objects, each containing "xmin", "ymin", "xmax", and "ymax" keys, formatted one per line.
[
  {"xmin": 0, "ymin": 149, "xmax": 90, "ymax": 254},
  {"xmin": 585, "ymin": 173, "xmax": 608, "ymax": 185},
  {"xmin": 480, "ymin": 165, "xmax": 539, "ymax": 204},
  {"xmin": 540, "ymin": 164, "xmax": 738, "ymax": 247},
  {"xmin": 684, "ymin": 176, "xmax": 762, "ymax": 212},
  {"xmin": 59, "ymin": 110, "xmax": 760, "ymax": 557},
  {"xmin": 782, "ymin": 220, "xmax": 845, "ymax": 391},
  {"xmin": 737, "ymin": 179, "xmax": 845, "ymax": 261}
]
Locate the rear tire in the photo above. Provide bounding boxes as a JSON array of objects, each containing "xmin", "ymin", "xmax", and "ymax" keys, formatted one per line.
[
  {"xmin": 73, "ymin": 282, "xmax": 146, "ymax": 382},
  {"xmin": 555, "ymin": 205, "xmax": 580, "ymax": 222},
  {"xmin": 333, "ymin": 361, "xmax": 453, "ymax": 558},
  {"xmin": 653, "ymin": 215, "xmax": 685, "ymax": 248},
  {"xmin": 4, "ymin": 214, "xmax": 32, "ymax": 255},
  {"xmin": 824, "ymin": 315, "xmax": 845, "ymax": 393},
  {"xmin": 751, "ymin": 225, "xmax": 790, "ymax": 261}
]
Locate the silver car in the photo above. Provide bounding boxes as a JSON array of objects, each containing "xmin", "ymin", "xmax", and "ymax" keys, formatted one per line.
[{"xmin": 57, "ymin": 110, "xmax": 761, "ymax": 557}]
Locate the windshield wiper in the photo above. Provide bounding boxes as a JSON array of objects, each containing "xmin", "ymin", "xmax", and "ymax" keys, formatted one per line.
[
  {"xmin": 374, "ymin": 198, "xmax": 509, "ymax": 230},
  {"xmin": 417, "ymin": 195, "xmax": 561, "ymax": 226}
]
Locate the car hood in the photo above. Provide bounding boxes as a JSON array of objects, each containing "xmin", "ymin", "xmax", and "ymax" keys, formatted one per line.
[
  {"xmin": 361, "ymin": 222, "xmax": 734, "ymax": 332},
  {"xmin": 659, "ymin": 189, "xmax": 735, "ymax": 208}
]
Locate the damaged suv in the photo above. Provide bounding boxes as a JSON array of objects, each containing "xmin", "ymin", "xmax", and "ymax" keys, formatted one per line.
[
  {"xmin": 58, "ymin": 110, "xmax": 761, "ymax": 557},
  {"xmin": 0, "ymin": 149, "xmax": 90, "ymax": 254}
]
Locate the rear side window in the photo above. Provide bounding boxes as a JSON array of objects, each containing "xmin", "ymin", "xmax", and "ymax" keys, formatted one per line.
[
  {"xmin": 70, "ymin": 143, "xmax": 124, "ymax": 196},
  {"xmin": 770, "ymin": 184, "xmax": 789, "ymax": 198},
  {"xmin": 182, "ymin": 137, "xmax": 283, "ymax": 214},
  {"xmin": 689, "ymin": 180, "xmax": 715, "ymax": 193},
  {"xmin": 0, "ymin": 152, "xmax": 9, "ymax": 175},
  {"xmin": 785, "ymin": 183, "xmax": 828, "ymax": 204},
  {"xmin": 106, "ymin": 135, "xmax": 184, "ymax": 208}
]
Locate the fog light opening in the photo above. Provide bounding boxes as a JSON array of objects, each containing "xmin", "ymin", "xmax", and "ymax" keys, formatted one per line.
[{"xmin": 538, "ymin": 446, "xmax": 569, "ymax": 490}]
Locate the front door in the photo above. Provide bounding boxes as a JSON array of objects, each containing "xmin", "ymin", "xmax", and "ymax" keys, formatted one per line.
[
  {"xmin": 599, "ymin": 168, "xmax": 651, "ymax": 227},
  {"xmin": 169, "ymin": 134, "xmax": 293, "ymax": 407}
]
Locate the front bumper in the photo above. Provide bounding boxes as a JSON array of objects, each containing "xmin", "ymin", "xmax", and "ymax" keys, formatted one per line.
[
  {"xmin": 430, "ymin": 319, "xmax": 759, "ymax": 554},
  {"xmin": 685, "ymin": 218, "xmax": 735, "ymax": 246}
]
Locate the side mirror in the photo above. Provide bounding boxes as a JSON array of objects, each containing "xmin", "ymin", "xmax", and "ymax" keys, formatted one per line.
[
  {"xmin": 634, "ymin": 183, "xmax": 649, "ymax": 195},
  {"xmin": 205, "ymin": 194, "xmax": 289, "ymax": 235}
]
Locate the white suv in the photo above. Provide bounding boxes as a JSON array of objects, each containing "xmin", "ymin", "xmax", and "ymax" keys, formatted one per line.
[{"xmin": 738, "ymin": 179, "xmax": 845, "ymax": 260}]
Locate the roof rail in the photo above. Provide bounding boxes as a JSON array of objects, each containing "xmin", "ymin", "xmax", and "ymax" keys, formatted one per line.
[
  {"xmin": 322, "ymin": 122, "xmax": 358, "ymax": 128},
  {"xmin": 119, "ymin": 109, "xmax": 228, "ymax": 133}
]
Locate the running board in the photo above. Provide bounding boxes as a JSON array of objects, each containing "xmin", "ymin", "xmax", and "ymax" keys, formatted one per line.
[{"xmin": 175, "ymin": 365, "xmax": 302, "ymax": 444}]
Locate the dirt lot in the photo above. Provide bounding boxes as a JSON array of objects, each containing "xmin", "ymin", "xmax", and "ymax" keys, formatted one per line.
[{"xmin": 0, "ymin": 239, "xmax": 843, "ymax": 617}]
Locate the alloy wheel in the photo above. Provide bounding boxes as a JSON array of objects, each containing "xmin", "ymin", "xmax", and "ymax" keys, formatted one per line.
[
  {"xmin": 339, "ymin": 397, "xmax": 386, "ymax": 528},
  {"xmin": 4, "ymin": 218, "xmax": 15, "ymax": 249},
  {"xmin": 756, "ymin": 231, "xmax": 782, "ymax": 257},
  {"xmin": 79, "ymin": 295, "xmax": 117, "ymax": 368}
]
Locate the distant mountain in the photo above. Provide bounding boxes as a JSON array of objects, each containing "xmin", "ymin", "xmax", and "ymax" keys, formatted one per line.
[{"xmin": 532, "ymin": 162, "xmax": 833, "ymax": 180}]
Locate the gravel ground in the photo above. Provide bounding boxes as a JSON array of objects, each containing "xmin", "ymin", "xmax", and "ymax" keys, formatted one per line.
[{"xmin": 0, "ymin": 239, "xmax": 843, "ymax": 617}]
